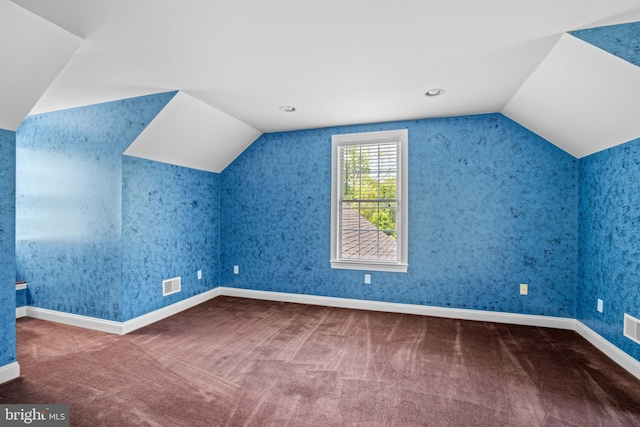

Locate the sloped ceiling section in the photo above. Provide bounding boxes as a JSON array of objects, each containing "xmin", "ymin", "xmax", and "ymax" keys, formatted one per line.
[
  {"xmin": 27, "ymin": 50, "xmax": 171, "ymax": 116},
  {"xmin": 502, "ymin": 32, "xmax": 640, "ymax": 158},
  {"xmin": 578, "ymin": 7, "xmax": 640, "ymax": 29},
  {"xmin": 124, "ymin": 91, "xmax": 261, "ymax": 173},
  {"xmin": 8, "ymin": 0, "xmax": 640, "ymax": 165},
  {"xmin": 0, "ymin": 0, "xmax": 81, "ymax": 131}
]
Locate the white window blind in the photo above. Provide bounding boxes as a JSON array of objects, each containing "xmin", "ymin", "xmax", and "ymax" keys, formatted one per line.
[{"xmin": 339, "ymin": 142, "xmax": 398, "ymax": 261}]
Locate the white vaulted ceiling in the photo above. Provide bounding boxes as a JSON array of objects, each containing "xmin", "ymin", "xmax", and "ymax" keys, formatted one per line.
[
  {"xmin": 124, "ymin": 91, "xmax": 261, "ymax": 173},
  {"xmin": 502, "ymin": 33, "xmax": 640, "ymax": 158},
  {"xmin": 0, "ymin": 0, "xmax": 80, "ymax": 131},
  {"xmin": 6, "ymin": 0, "xmax": 640, "ymax": 170}
]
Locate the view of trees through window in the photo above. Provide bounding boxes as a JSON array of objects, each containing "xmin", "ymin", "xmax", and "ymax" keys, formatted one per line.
[{"xmin": 341, "ymin": 143, "xmax": 398, "ymax": 240}]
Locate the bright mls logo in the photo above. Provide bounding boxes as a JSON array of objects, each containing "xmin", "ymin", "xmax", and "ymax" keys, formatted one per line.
[{"xmin": 1, "ymin": 405, "xmax": 69, "ymax": 426}]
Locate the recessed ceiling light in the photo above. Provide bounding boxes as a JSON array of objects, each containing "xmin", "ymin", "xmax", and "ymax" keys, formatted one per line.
[
  {"xmin": 425, "ymin": 89, "xmax": 445, "ymax": 97},
  {"xmin": 279, "ymin": 106, "xmax": 296, "ymax": 112}
]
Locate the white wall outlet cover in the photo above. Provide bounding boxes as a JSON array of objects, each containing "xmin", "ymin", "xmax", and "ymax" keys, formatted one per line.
[
  {"xmin": 597, "ymin": 298, "xmax": 603, "ymax": 313},
  {"xmin": 197, "ymin": 270, "xmax": 202, "ymax": 280},
  {"xmin": 233, "ymin": 265, "xmax": 239, "ymax": 275},
  {"xmin": 520, "ymin": 284, "xmax": 528, "ymax": 295},
  {"xmin": 364, "ymin": 274, "xmax": 371, "ymax": 284}
]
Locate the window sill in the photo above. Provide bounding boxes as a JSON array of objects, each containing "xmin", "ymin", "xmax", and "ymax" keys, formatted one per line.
[{"xmin": 330, "ymin": 260, "xmax": 408, "ymax": 273}]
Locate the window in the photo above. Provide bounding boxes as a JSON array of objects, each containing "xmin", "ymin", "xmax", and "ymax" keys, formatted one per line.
[{"xmin": 330, "ymin": 129, "xmax": 408, "ymax": 272}]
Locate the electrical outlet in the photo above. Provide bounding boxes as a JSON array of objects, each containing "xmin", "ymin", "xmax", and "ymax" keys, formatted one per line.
[
  {"xmin": 364, "ymin": 274, "xmax": 371, "ymax": 284},
  {"xmin": 197, "ymin": 270, "xmax": 202, "ymax": 280},
  {"xmin": 233, "ymin": 265, "xmax": 239, "ymax": 275},
  {"xmin": 520, "ymin": 284, "xmax": 528, "ymax": 295},
  {"xmin": 597, "ymin": 298, "xmax": 603, "ymax": 313}
]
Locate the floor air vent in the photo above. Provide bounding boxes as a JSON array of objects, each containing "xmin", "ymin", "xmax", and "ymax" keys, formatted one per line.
[
  {"xmin": 163, "ymin": 277, "xmax": 181, "ymax": 296},
  {"xmin": 624, "ymin": 313, "xmax": 640, "ymax": 345}
]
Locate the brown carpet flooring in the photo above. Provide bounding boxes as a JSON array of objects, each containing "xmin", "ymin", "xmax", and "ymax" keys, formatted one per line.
[{"xmin": 1, "ymin": 296, "xmax": 640, "ymax": 426}]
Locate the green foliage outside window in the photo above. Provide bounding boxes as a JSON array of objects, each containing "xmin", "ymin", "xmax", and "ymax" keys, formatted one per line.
[{"xmin": 342, "ymin": 146, "xmax": 398, "ymax": 239}]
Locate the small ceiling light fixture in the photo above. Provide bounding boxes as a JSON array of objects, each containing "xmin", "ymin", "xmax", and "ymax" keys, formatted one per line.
[
  {"xmin": 279, "ymin": 105, "xmax": 296, "ymax": 112},
  {"xmin": 425, "ymin": 88, "xmax": 445, "ymax": 97}
]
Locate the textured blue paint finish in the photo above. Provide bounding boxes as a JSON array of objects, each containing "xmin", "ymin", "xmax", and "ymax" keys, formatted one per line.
[
  {"xmin": 16, "ymin": 92, "xmax": 175, "ymax": 321},
  {"xmin": 122, "ymin": 156, "xmax": 220, "ymax": 321},
  {"xmin": 0, "ymin": 129, "xmax": 16, "ymax": 367},
  {"xmin": 572, "ymin": 22, "xmax": 640, "ymax": 67},
  {"xmin": 15, "ymin": 289, "xmax": 26, "ymax": 308},
  {"xmin": 221, "ymin": 114, "xmax": 578, "ymax": 317},
  {"xmin": 578, "ymin": 138, "xmax": 640, "ymax": 361}
]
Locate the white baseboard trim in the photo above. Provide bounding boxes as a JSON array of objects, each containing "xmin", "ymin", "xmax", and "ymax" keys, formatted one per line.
[
  {"xmin": 121, "ymin": 288, "xmax": 221, "ymax": 334},
  {"xmin": 217, "ymin": 287, "xmax": 576, "ymax": 330},
  {"xmin": 15, "ymin": 306, "xmax": 26, "ymax": 319},
  {"xmin": 575, "ymin": 320, "xmax": 640, "ymax": 381},
  {"xmin": 22, "ymin": 288, "xmax": 222, "ymax": 335},
  {"xmin": 26, "ymin": 307, "xmax": 123, "ymax": 335},
  {"xmin": 0, "ymin": 362, "xmax": 20, "ymax": 385}
]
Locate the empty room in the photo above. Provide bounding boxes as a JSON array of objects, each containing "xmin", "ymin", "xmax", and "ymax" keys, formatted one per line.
[{"xmin": 1, "ymin": 1, "xmax": 640, "ymax": 426}]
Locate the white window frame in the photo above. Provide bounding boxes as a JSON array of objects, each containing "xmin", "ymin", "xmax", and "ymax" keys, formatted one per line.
[{"xmin": 330, "ymin": 129, "xmax": 408, "ymax": 273}]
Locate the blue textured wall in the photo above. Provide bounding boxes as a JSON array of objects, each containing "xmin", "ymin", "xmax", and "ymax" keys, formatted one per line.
[
  {"xmin": 221, "ymin": 114, "xmax": 578, "ymax": 317},
  {"xmin": 572, "ymin": 21, "xmax": 640, "ymax": 362},
  {"xmin": 122, "ymin": 156, "xmax": 220, "ymax": 321},
  {"xmin": 578, "ymin": 138, "xmax": 640, "ymax": 361},
  {"xmin": 572, "ymin": 21, "xmax": 640, "ymax": 67},
  {"xmin": 0, "ymin": 129, "xmax": 16, "ymax": 368},
  {"xmin": 16, "ymin": 93, "xmax": 175, "ymax": 321},
  {"xmin": 15, "ymin": 289, "xmax": 26, "ymax": 308}
]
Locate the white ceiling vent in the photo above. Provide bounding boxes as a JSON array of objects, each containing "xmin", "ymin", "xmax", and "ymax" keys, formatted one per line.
[
  {"xmin": 624, "ymin": 313, "xmax": 640, "ymax": 345},
  {"xmin": 162, "ymin": 276, "xmax": 181, "ymax": 297}
]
